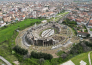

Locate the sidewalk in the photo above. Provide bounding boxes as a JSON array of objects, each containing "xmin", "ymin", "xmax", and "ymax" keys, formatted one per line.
[{"xmin": 0, "ymin": 56, "xmax": 12, "ymax": 65}]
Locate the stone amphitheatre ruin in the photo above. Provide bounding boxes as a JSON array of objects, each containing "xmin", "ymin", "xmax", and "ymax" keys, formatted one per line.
[{"xmin": 24, "ymin": 22, "xmax": 66, "ymax": 47}]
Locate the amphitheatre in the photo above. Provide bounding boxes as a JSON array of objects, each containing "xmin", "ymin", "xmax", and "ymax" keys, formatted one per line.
[
  {"xmin": 16, "ymin": 21, "xmax": 80, "ymax": 58},
  {"xmin": 25, "ymin": 22, "xmax": 65, "ymax": 46}
]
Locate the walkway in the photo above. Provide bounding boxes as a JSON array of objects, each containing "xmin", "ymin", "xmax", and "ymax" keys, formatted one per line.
[
  {"xmin": 88, "ymin": 51, "xmax": 92, "ymax": 65},
  {"xmin": 0, "ymin": 56, "xmax": 12, "ymax": 65}
]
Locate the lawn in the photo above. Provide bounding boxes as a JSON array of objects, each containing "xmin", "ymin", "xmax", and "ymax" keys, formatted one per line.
[
  {"xmin": 71, "ymin": 52, "xmax": 89, "ymax": 65},
  {"xmin": 90, "ymin": 52, "xmax": 92, "ymax": 63},
  {"xmin": 57, "ymin": 12, "xmax": 69, "ymax": 16},
  {"xmin": 0, "ymin": 18, "xmax": 42, "ymax": 43},
  {"xmin": 90, "ymin": 28, "xmax": 92, "ymax": 31}
]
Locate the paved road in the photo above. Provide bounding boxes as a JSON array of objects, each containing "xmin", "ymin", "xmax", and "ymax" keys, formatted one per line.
[
  {"xmin": 0, "ymin": 56, "xmax": 12, "ymax": 65},
  {"xmin": 87, "ymin": 28, "xmax": 92, "ymax": 37},
  {"xmin": 88, "ymin": 51, "xmax": 92, "ymax": 65}
]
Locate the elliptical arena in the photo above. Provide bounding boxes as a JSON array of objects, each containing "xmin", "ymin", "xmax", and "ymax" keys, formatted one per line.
[
  {"xmin": 25, "ymin": 22, "xmax": 65, "ymax": 47},
  {"xmin": 16, "ymin": 22, "xmax": 79, "ymax": 57}
]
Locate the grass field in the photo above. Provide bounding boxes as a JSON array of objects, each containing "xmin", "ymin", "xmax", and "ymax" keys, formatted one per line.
[
  {"xmin": 0, "ymin": 18, "xmax": 43, "ymax": 64},
  {"xmin": 90, "ymin": 52, "xmax": 92, "ymax": 63},
  {"xmin": 56, "ymin": 12, "xmax": 69, "ymax": 16},
  {"xmin": 0, "ymin": 18, "xmax": 42, "ymax": 43},
  {"xmin": 71, "ymin": 52, "xmax": 89, "ymax": 65},
  {"xmin": 90, "ymin": 28, "xmax": 92, "ymax": 31}
]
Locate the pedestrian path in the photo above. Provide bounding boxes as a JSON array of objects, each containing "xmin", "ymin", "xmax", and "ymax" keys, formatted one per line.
[
  {"xmin": 0, "ymin": 56, "xmax": 12, "ymax": 65},
  {"xmin": 88, "ymin": 51, "xmax": 92, "ymax": 65}
]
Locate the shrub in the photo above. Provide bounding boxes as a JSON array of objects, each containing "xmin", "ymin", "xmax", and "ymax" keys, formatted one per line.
[
  {"xmin": 13, "ymin": 46, "xmax": 28, "ymax": 55},
  {"xmin": 31, "ymin": 51, "xmax": 53, "ymax": 60}
]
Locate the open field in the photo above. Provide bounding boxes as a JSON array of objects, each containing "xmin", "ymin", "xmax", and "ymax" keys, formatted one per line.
[
  {"xmin": 0, "ymin": 18, "xmax": 42, "ymax": 43},
  {"xmin": 57, "ymin": 12, "xmax": 69, "ymax": 16},
  {"xmin": 71, "ymin": 52, "xmax": 89, "ymax": 65},
  {"xmin": 90, "ymin": 52, "xmax": 92, "ymax": 63}
]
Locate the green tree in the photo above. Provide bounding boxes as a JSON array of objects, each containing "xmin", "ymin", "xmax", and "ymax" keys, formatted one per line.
[
  {"xmin": 57, "ymin": 57, "xmax": 63, "ymax": 63},
  {"xmin": 51, "ymin": 58, "xmax": 58, "ymax": 65},
  {"xmin": 13, "ymin": 46, "xmax": 28, "ymax": 55},
  {"xmin": 87, "ymin": 34, "xmax": 90, "ymax": 37}
]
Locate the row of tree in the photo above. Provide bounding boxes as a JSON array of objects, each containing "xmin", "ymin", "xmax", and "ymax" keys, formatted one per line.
[
  {"xmin": 13, "ymin": 46, "xmax": 28, "ymax": 55},
  {"xmin": 13, "ymin": 46, "xmax": 53, "ymax": 60},
  {"xmin": 31, "ymin": 51, "xmax": 53, "ymax": 60}
]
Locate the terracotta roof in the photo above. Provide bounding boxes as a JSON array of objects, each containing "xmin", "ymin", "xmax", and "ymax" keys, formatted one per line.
[
  {"xmin": 77, "ymin": 32, "xmax": 88, "ymax": 36},
  {"xmin": 75, "ymin": 18, "xmax": 83, "ymax": 22},
  {"xmin": 89, "ymin": 20, "xmax": 92, "ymax": 23}
]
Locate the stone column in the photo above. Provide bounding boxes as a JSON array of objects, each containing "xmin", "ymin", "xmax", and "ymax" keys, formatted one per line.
[
  {"xmin": 32, "ymin": 40, "xmax": 35, "ymax": 45},
  {"xmin": 53, "ymin": 41, "xmax": 55, "ymax": 45},
  {"xmin": 43, "ymin": 41, "xmax": 44, "ymax": 46},
  {"xmin": 45, "ymin": 42, "xmax": 47, "ymax": 47},
  {"xmin": 47, "ymin": 43, "xmax": 48, "ymax": 47},
  {"xmin": 45, "ymin": 43, "xmax": 46, "ymax": 47},
  {"xmin": 49, "ymin": 43, "xmax": 50, "ymax": 46},
  {"xmin": 36, "ymin": 40, "xmax": 38, "ymax": 45}
]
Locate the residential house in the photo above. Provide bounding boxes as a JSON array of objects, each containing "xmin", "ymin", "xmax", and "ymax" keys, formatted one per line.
[
  {"xmin": 77, "ymin": 32, "xmax": 89, "ymax": 37},
  {"xmin": 88, "ymin": 19, "xmax": 92, "ymax": 28}
]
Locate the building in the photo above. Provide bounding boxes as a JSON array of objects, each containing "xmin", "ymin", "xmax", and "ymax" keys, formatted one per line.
[
  {"xmin": 88, "ymin": 19, "xmax": 92, "ymax": 28},
  {"xmin": 80, "ymin": 60, "xmax": 87, "ymax": 65},
  {"xmin": 25, "ymin": 22, "xmax": 64, "ymax": 46},
  {"xmin": 77, "ymin": 32, "xmax": 89, "ymax": 37},
  {"xmin": 41, "ymin": 20, "xmax": 47, "ymax": 23},
  {"xmin": 61, "ymin": 60, "xmax": 75, "ymax": 65}
]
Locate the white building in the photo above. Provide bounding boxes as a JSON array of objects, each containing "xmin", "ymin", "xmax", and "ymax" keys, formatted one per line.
[
  {"xmin": 61, "ymin": 60, "xmax": 75, "ymax": 65},
  {"xmin": 32, "ymin": 11, "xmax": 37, "ymax": 18},
  {"xmin": 0, "ymin": 23, "xmax": 6, "ymax": 27},
  {"xmin": 80, "ymin": 60, "xmax": 87, "ymax": 65},
  {"xmin": 41, "ymin": 20, "xmax": 47, "ymax": 23}
]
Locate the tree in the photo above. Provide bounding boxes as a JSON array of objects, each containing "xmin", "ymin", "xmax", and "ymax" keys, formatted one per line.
[
  {"xmin": 39, "ymin": 58, "xmax": 45, "ymax": 65},
  {"xmin": 87, "ymin": 34, "xmax": 90, "ymax": 37},
  {"xmin": 51, "ymin": 58, "xmax": 58, "ymax": 65},
  {"xmin": 13, "ymin": 46, "xmax": 28, "ymax": 55},
  {"xmin": 43, "ymin": 60, "xmax": 51, "ymax": 65},
  {"xmin": 57, "ymin": 57, "xmax": 63, "ymax": 63},
  {"xmin": 30, "ymin": 51, "xmax": 53, "ymax": 60}
]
